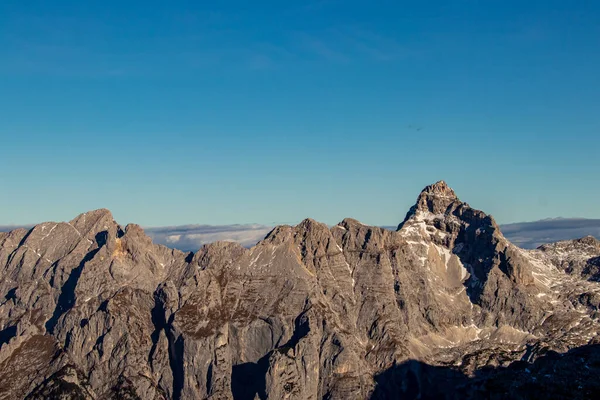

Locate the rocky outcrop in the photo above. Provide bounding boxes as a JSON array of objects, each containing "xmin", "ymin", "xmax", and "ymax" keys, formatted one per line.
[
  {"xmin": 0, "ymin": 182, "xmax": 599, "ymax": 399},
  {"xmin": 538, "ymin": 236, "xmax": 600, "ymax": 281}
]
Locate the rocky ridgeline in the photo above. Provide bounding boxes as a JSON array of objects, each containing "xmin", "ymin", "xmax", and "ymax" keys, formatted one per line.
[{"xmin": 0, "ymin": 182, "xmax": 599, "ymax": 399}]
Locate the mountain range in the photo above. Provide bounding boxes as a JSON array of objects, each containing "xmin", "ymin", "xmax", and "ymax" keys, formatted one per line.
[
  {"xmin": 1, "ymin": 181, "xmax": 599, "ymax": 399},
  {"xmin": 4, "ymin": 218, "xmax": 599, "ymax": 253},
  {"xmin": 141, "ymin": 218, "xmax": 600, "ymax": 252}
]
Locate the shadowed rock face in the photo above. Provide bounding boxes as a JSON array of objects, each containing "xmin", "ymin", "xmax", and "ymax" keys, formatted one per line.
[{"xmin": 0, "ymin": 182, "xmax": 599, "ymax": 399}]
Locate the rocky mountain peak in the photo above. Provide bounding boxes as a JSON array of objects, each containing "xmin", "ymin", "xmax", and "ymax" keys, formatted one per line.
[
  {"xmin": 577, "ymin": 235, "xmax": 600, "ymax": 246},
  {"xmin": 396, "ymin": 181, "xmax": 539, "ymax": 301},
  {"xmin": 68, "ymin": 208, "xmax": 114, "ymax": 226},
  {"xmin": 421, "ymin": 180, "xmax": 456, "ymax": 198},
  {"xmin": 67, "ymin": 208, "xmax": 120, "ymax": 240},
  {"xmin": 398, "ymin": 181, "xmax": 463, "ymax": 230},
  {"xmin": 414, "ymin": 180, "xmax": 459, "ymax": 214}
]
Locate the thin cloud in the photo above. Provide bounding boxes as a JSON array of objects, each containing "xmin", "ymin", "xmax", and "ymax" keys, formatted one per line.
[
  {"xmin": 289, "ymin": 26, "xmax": 417, "ymax": 64},
  {"xmin": 293, "ymin": 31, "xmax": 350, "ymax": 62},
  {"xmin": 145, "ymin": 224, "xmax": 273, "ymax": 251},
  {"xmin": 339, "ymin": 26, "xmax": 416, "ymax": 61},
  {"xmin": 246, "ymin": 53, "xmax": 276, "ymax": 70},
  {"xmin": 2, "ymin": 11, "xmax": 417, "ymax": 76}
]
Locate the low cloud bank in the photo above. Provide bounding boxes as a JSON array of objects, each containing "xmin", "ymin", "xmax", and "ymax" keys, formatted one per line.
[
  {"xmin": 144, "ymin": 224, "xmax": 273, "ymax": 251},
  {"xmin": 3, "ymin": 219, "xmax": 600, "ymax": 252},
  {"xmin": 501, "ymin": 218, "xmax": 600, "ymax": 249}
]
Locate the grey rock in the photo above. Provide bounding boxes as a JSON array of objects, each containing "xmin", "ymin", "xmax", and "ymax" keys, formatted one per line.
[
  {"xmin": 538, "ymin": 235, "xmax": 600, "ymax": 280},
  {"xmin": 0, "ymin": 182, "xmax": 599, "ymax": 399}
]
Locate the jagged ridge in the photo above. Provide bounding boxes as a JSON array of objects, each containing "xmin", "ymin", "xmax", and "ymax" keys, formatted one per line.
[{"xmin": 0, "ymin": 182, "xmax": 599, "ymax": 399}]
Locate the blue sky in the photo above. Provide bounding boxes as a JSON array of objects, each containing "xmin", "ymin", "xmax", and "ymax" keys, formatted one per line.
[{"xmin": 1, "ymin": 0, "xmax": 599, "ymax": 227}]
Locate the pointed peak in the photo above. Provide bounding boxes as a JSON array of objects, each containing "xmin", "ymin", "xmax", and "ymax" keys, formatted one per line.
[
  {"xmin": 68, "ymin": 208, "xmax": 118, "ymax": 238},
  {"xmin": 413, "ymin": 180, "xmax": 460, "ymax": 214},
  {"xmin": 419, "ymin": 180, "xmax": 457, "ymax": 200},
  {"xmin": 124, "ymin": 223, "xmax": 146, "ymax": 237},
  {"xmin": 296, "ymin": 218, "xmax": 330, "ymax": 232},
  {"xmin": 298, "ymin": 217, "xmax": 319, "ymax": 226},
  {"xmin": 398, "ymin": 181, "xmax": 462, "ymax": 229},
  {"xmin": 337, "ymin": 218, "xmax": 369, "ymax": 229},
  {"xmin": 575, "ymin": 235, "xmax": 600, "ymax": 246},
  {"xmin": 69, "ymin": 208, "xmax": 114, "ymax": 225}
]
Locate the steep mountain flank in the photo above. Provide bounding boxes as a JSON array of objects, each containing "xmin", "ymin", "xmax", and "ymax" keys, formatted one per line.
[{"xmin": 0, "ymin": 182, "xmax": 599, "ymax": 399}]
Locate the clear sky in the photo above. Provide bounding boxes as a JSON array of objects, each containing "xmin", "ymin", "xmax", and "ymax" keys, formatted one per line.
[{"xmin": 1, "ymin": 0, "xmax": 599, "ymax": 227}]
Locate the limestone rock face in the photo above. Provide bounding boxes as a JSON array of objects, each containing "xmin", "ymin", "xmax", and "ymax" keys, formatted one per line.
[
  {"xmin": 1, "ymin": 182, "xmax": 599, "ymax": 399},
  {"xmin": 538, "ymin": 236, "xmax": 600, "ymax": 280}
]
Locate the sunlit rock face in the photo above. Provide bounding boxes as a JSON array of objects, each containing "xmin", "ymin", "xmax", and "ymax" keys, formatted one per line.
[{"xmin": 1, "ymin": 182, "xmax": 599, "ymax": 399}]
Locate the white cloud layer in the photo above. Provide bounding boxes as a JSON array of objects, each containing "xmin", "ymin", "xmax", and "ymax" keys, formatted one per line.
[{"xmin": 144, "ymin": 224, "xmax": 273, "ymax": 251}]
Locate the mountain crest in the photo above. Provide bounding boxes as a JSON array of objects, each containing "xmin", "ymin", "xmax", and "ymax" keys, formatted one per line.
[
  {"xmin": 420, "ymin": 180, "xmax": 457, "ymax": 198},
  {"xmin": 415, "ymin": 180, "xmax": 459, "ymax": 214},
  {"xmin": 398, "ymin": 180, "xmax": 462, "ymax": 230}
]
